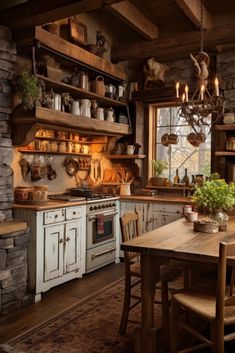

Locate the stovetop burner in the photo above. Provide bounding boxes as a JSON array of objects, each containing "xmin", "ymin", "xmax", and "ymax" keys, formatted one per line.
[{"xmin": 69, "ymin": 188, "xmax": 115, "ymax": 200}]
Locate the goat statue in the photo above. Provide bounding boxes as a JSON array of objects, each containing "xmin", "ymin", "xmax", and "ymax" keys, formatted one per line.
[
  {"xmin": 190, "ymin": 51, "xmax": 210, "ymax": 88},
  {"xmin": 143, "ymin": 57, "xmax": 169, "ymax": 89}
]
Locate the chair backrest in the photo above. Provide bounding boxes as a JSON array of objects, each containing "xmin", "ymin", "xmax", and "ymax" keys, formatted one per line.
[
  {"xmin": 120, "ymin": 211, "xmax": 142, "ymax": 261},
  {"xmin": 216, "ymin": 242, "xmax": 235, "ymax": 323}
]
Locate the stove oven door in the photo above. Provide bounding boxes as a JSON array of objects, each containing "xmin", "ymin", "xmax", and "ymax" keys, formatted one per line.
[{"xmin": 86, "ymin": 211, "xmax": 116, "ymax": 249}]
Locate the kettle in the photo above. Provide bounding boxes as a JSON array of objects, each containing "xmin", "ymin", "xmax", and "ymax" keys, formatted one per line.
[{"xmin": 106, "ymin": 84, "xmax": 116, "ymax": 99}]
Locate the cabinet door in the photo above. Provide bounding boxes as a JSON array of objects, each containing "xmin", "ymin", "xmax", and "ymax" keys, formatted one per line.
[
  {"xmin": 44, "ymin": 224, "xmax": 64, "ymax": 282},
  {"xmin": 64, "ymin": 220, "xmax": 81, "ymax": 274}
]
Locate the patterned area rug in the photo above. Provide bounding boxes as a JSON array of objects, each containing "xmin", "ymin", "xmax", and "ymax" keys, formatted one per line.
[{"xmin": 1, "ymin": 278, "xmax": 166, "ymax": 353}]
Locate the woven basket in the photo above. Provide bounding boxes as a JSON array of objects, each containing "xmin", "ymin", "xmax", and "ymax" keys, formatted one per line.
[{"xmin": 93, "ymin": 76, "xmax": 105, "ymax": 96}]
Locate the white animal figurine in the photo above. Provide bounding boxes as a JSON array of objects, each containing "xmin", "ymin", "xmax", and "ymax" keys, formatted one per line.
[
  {"xmin": 190, "ymin": 51, "xmax": 210, "ymax": 87},
  {"xmin": 143, "ymin": 58, "xmax": 169, "ymax": 88}
]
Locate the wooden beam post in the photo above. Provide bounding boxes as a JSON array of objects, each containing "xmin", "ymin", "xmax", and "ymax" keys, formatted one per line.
[
  {"xmin": 0, "ymin": 0, "xmax": 122, "ymax": 30},
  {"xmin": 112, "ymin": 24, "xmax": 235, "ymax": 62},
  {"xmin": 176, "ymin": 0, "xmax": 214, "ymax": 29},
  {"xmin": 107, "ymin": 0, "xmax": 159, "ymax": 40}
]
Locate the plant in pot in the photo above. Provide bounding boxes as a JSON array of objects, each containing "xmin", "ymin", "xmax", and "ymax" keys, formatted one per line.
[
  {"xmin": 151, "ymin": 160, "xmax": 168, "ymax": 186},
  {"xmin": 15, "ymin": 71, "xmax": 41, "ymax": 110},
  {"xmin": 192, "ymin": 179, "xmax": 235, "ymax": 231}
]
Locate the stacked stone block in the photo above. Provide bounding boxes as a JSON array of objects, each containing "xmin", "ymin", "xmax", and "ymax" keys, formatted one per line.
[
  {"xmin": 217, "ymin": 51, "xmax": 235, "ymax": 111},
  {"xmin": 0, "ymin": 227, "xmax": 31, "ymax": 315},
  {"xmin": 0, "ymin": 25, "xmax": 16, "ymax": 221}
]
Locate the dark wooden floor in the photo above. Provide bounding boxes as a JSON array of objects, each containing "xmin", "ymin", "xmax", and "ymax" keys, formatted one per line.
[{"xmin": 0, "ymin": 262, "xmax": 124, "ymax": 343}]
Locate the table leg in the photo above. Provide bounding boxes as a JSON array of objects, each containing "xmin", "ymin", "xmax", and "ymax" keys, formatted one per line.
[{"xmin": 136, "ymin": 253, "xmax": 159, "ymax": 353}]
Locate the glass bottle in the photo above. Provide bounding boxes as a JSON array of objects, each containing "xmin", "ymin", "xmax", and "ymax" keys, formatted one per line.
[
  {"xmin": 173, "ymin": 169, "xmax": 180, "ymax": 185},
  {"xmin": 183, "ymin": 168, "xmax": 189, "ymax": 186}
]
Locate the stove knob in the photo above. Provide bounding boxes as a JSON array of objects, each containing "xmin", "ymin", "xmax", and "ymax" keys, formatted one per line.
[
  {"xmin": 90, "ymin": 206, "xmax": 94, "ymax": 211},
  {"xmin": 105, "ymin": 204, "xmax": 109, "ymax": 208},
  {"xmin": 112, "ymin": 203, "xmax": 116, "ymax": 206},
  {"xmin": 94, "ymin": 206, "xmax": 98, "ymax": 210},
  {"xmin": 109, "ymin": 203, "xmax": 112, "ymax": 207},
  {"xmin": 98, "ymin": 205, "xmax": 101, "ymax": 209},
  {"xmin": 102, "ymin": 205, "xmax": 105, "ymax": 208}
]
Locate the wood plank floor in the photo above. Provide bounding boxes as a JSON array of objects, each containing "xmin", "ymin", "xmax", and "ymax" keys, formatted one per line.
[{"xmin": 0, "ymin": 262, "xmax": 124, "ymax": 343}]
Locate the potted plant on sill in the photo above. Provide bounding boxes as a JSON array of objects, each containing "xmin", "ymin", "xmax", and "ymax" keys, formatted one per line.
[
  {"xmin": 151, "ymin": 160, "xmax": 168, "ymax": 187},
  {"xmin": 192, "ymin": 179, "xmax": 235, "ymax": 231}
]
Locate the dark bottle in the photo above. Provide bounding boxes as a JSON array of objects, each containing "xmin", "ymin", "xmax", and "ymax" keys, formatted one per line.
[
  {"xmin": 173, "ymin": 169, "xmax": 180, "ymax": 184},
  {"xmin": 183, "ymin": 168, "xmax": 190, "ymax": 186}
]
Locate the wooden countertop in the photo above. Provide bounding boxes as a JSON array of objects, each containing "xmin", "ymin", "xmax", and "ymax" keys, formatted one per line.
[
  {"xmin": 13, "ymin": 200, "xmax": 87, "ymax": 211},
  {"xmin": 0, "ymin": 221, "xmax": 28, "ymax": 236},
  {"xmin": 120, "ymin": 195, "xmax": 192, "ymax": 204}
]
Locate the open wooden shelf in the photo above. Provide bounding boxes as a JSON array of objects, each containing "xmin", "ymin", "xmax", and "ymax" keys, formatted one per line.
[
  {"xmin": 215, "ymin": 151, "xmax": 235, "ymax": 156},
  {"xmin": 145, "ymin": 185, "xmax": 194, "ymax": 191},
  {"xmin": 35, "ymin": 136, "xmax": 107, "ymax": 144},
  {"xmin": 105, "ymin": 154, "xmax": 146, "ymax": 159},
  {"xmin": 36, "ymin": 75, "xmax": 127, "ymax": 107},
  {"xmin": 18, "ymin": 149, "xmax": 92, "ymax": 157},
  {"xmin": 16, "ymin": 26, "xmax": 126, "ymax": 81},
  {"xmin": 12, "ymin": 106, "xmax": 131, "ymax": 146},
  {"xmin": 215, "ymin": 124, "xmax": 235, "ymax": 131}
]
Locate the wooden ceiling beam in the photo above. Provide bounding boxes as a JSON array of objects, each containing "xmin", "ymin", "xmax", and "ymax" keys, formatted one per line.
[
  {"xmin": 107, "ymin": 0, "xmax": 159, "ymax": 40},
  {"xmin": 0, "ymin": 0, "xmax": 122, "ymax": 30},
  {"xmin": 0, "ymin": 0, "xmax": 28, "ymax": 11},
  {"xmin": 176, "ymin": 0, "xmax": 214, "ymax": 29},
  {"xmin": 112, "ymin": 24, "xmax": 235, "ymax": 62}
]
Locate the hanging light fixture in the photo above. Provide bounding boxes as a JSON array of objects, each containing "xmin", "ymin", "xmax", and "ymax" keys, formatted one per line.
[{"xmin": 176, "ymin": 0, "xmax": 225, "ymax": 136}]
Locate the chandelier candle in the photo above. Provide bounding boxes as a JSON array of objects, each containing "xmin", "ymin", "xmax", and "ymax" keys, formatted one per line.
[
  {"xmin": 215, "ymin": 77, "xmax": 219, "ymax": 96},
  {"xmin": 185, "ymin": 84, "xmax": 189, "ymax": 102},
  {"xmin": 176, "ymin": 81, "xmax": 180, "ymax": 98},
  {"xmin": 200, "ymin": 84, "xmax": 205, "ymax": 100}
]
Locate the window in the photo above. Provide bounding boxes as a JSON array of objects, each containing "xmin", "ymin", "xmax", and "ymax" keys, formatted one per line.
[{"xmin": 152, "ymin": 106, "xmax": 211, "ymax": 182}]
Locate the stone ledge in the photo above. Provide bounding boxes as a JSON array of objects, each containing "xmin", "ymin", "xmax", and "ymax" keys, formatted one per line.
[{"xmin": 0, "ymin": 222, "xmax": 28, "ymax": 236}]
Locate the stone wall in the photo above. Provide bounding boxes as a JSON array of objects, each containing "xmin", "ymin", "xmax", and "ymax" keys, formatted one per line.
[
  {"xmin": 0, "ymin": 25, "xmax": 16, "ymax": 221},
  {"xmin": 217, "ymin": 50, "xmax": 235, "ymax": 111},
  {"xmin": 0, "ymin": 227, "xmax": 31, "ymax": 315}
]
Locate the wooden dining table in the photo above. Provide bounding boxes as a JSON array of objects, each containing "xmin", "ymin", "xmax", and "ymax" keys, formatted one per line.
[{"xmin": 121, "ymin": 216, "xmax": 235, "ymax": 353}]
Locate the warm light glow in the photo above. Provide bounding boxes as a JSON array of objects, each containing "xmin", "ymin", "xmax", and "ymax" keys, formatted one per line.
[
  {"xmin": 176, "ymin": 81, "xmax": 180, "ymax": 98},
  {"xmin": 185, "ymin": 84, "xmax": 189, "ymax": 102},
  {"xmin": 182, "ymin": 93, "xmax": 185, "ymax": 103},
  {"xmin": 200, "ymin": 84, "xmax": 205, "ymax": 100},
  {"xmin": 215, "ymin": 77, "xmax": 219, "ymax": 96}
]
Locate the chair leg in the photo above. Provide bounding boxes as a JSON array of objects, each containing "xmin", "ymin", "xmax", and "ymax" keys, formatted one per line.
[
  {"xmin": 161, "ymin": 279, "xmax": 170, "ymax": 346},
  {"xmin": 119, "ymin": 274, "xmax": 132, "ymax": 335},
  {"xmin": 211, "ymin": 320, "xmax": 224, "ymax": 353},
  {"xmin": 170, "ymin": 298, "xmax": 180, "ymax": 353}
]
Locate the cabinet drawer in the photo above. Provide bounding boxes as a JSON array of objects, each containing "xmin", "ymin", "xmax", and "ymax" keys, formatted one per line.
[
  {"xmin": 66, "ymin": 207, "xmax": 82, "ymax": 220},
  {"xmin": 43, "ymin": 209, "xmax": 65, "ymax": 224}
]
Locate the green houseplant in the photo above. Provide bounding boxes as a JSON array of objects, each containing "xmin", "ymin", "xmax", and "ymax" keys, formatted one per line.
[
  {"xmin": 151, "ymin": 160, "xmax": 168, "ymax": 186},
  {"xmin": 16, "ymin": 71, "xmax": 41, "ymax": 110},
  {"xmin": 192, "ymin": 179, "xmax": 235, "ymax": 230}
]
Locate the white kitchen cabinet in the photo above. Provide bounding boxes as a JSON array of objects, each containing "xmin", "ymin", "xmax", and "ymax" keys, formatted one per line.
[
  {"xmin": 120, "ymin": 200, "xmax": 183, "ymax": 233},
  {"xmin": 13, "ymin": 205, "xmax": 86, "ymax": 303}
]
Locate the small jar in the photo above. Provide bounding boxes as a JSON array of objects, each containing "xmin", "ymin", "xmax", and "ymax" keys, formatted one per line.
[
  {"xmin": 50, "ymin": 141, "xmax": 58, "ymax": 152},
  {"xmin": 58, "ymin": 142, "xmax": 66, "ymax": 153}
]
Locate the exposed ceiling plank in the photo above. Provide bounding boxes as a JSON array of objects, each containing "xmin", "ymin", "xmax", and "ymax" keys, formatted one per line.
[
  {"xmin": 112, "ymin": 24, "xmax": 235, "ymax": 62},
  {"xmin": 0, "ymin": 0, "xmax": 122, "ymax": 30},
  {"xmin": 176, "ymin": 0, "xmax": 214, "ymax": 29},
  {"xmin": 0, "ymin": 0, "xmax": 28, "ymax": 11},
  {"xmin": 107, "ymin": 0, "xmax": 159, "ymax": 39}
]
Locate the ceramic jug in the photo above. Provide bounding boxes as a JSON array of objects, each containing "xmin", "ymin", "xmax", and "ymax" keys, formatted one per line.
[
  {"xmin": 79, "ymin": 72, "xmax": 89, "ymax": 90},
  {"xmin": 52, "ymin": 92, "xmax": 61, "ymax": 111},
  {"xmin": 117, "ymin": 84, "xmax": 126, "ymax": 100},
  {"xmin": 126, "ymin": 145, "xmax": 135, "ymax": 155},
  {"xmin": 80, "ymin": 99, "xmax": 91, "ymax": 117},
  {"xmin": 71, "ymin": 100, "xmax": 80, "ymax": 116},
  {"xmin": 96, "ymin": 107, "xmax": 104, "ymax": 120},
  {"xmin": 106, "ymin": 107, "xmax": 115, "ymax": 122}
]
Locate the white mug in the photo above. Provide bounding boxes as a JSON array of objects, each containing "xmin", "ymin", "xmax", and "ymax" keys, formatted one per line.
[
  {"xmin": 126, "ymin": 145, "xmax": 135, "ymax": 155},
  {"xmin": 186, "ymin": 211, "xmax": 198, "ymax": 222}
]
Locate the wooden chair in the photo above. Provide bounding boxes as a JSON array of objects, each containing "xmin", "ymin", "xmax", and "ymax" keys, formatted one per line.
[
  {"xmin": 119, "ymin": 211, "xmax": 184, "ymax": 340},
  {"xmin": 171, "ymin": 241, "xmax": 235, "ymax": 353}
]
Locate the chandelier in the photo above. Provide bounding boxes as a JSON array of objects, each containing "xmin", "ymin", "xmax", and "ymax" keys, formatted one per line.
[{"xmin": 175, "ymin": 0, "xmax": 224, "ymax": 137}]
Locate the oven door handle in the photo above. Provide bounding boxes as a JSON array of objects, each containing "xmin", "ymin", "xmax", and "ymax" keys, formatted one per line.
[
  {"xmin": 91, "ymin": 247, "xmax": 116, "ymax": 260},
  {"xmin": 87, "ymin": 212, "xmax": 118, "ymax": 221}
]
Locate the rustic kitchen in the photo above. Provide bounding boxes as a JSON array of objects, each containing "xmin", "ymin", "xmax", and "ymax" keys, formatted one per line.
[{"xmin": 0, "ymin": 1, "xmax": 235, "ymax": 353}]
